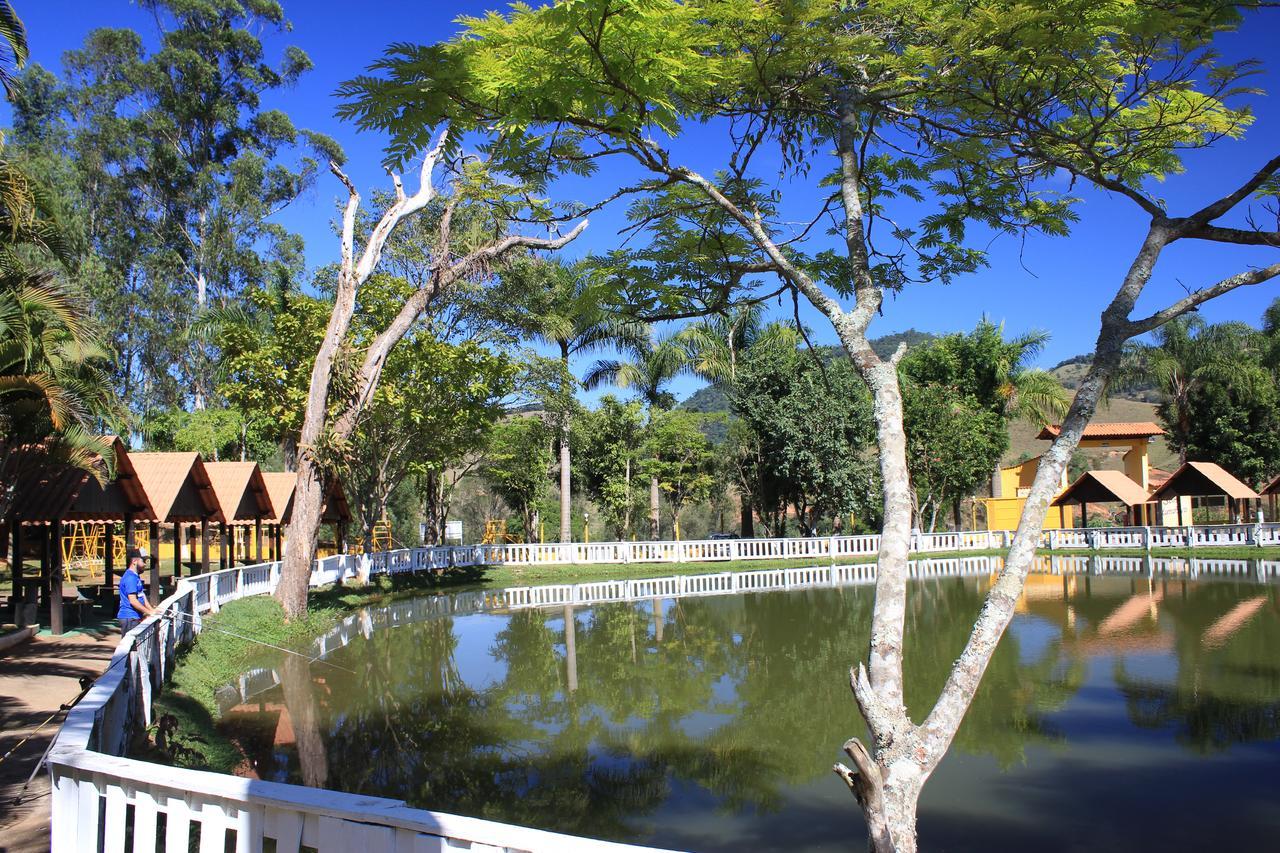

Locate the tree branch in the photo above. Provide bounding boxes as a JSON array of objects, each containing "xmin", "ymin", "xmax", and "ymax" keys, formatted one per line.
[{"xmin": 1127, "ymin": 261, "xmax": 1280, "ymax": 336}]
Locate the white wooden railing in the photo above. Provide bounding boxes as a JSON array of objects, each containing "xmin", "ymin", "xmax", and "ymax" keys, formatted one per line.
[{"xmin": 47, "ymin": 520, "xmax": 1280, "ymax": 852}]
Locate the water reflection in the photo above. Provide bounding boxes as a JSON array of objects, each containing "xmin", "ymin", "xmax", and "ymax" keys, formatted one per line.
[{"xmin": 217, "ymin": 558, "xmax": 1280, "ymax": 851}]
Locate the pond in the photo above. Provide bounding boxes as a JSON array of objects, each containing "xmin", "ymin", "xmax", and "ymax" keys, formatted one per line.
[{"xmin": 215, "ymin": 560, "xmax": 1280, "ymax": 852}]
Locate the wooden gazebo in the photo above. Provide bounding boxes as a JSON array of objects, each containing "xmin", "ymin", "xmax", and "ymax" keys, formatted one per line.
[
  {"xmin": 4, "ymin": 437, "xmax": 155, "ymax": 634},
  {"xmin": 204, "ymin": 462, "xmax": 275, "ymax": 567},
  {"xmin": 1148, "ymin": 462, "xmax": 1260, "ymax": 525},
  {"xmin": 128, "ymin": 452, "xmax": 224, "ymax": 578},
  {"xmin": 261, "ymin": 472, "xmax": 353, "ymax": 558},
  {"xmin": 1052, "ymin": 470, "xmax": 1154, "ymax": 528}
]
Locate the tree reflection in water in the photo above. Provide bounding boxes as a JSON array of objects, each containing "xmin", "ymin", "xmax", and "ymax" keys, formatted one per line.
[{"xmin": 221, "ymin": 571, "xmax": 1280, "ymax": 848}]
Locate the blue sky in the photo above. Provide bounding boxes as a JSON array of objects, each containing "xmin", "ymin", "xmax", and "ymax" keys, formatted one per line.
[{"xmin": 6, "ymin": 2, "xmax": 1280, "ymax": 404}]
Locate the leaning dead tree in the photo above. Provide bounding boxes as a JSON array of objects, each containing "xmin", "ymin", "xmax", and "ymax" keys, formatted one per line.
[{"xmin": 276, "ymin": 130, "xmax": 586, "ymax": 619}]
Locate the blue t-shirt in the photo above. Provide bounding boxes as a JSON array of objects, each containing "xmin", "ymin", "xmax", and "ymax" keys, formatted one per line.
[{"xmin": 117, "ymin": 570, "xmax": 145, "ymax": 620}]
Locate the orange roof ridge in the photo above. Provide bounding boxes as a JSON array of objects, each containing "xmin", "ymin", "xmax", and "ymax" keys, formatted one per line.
[{"xmin": 1038, "ymin": 422, "xmax": 1165, "ymax": 440}]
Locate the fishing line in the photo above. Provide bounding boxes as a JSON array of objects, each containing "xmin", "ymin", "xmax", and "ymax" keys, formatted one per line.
[{"xmin": 162, "ymin": 609, "xmax": 356, "ymax": 673}]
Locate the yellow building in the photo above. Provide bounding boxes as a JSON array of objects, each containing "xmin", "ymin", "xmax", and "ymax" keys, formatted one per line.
[{"xmin": 981, "ymin": 422, "xmax": 1166, "ymax": 531}]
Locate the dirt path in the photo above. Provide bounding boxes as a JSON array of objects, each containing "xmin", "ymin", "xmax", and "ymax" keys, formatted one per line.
[{"xmin": 0, "ymin": 628, "xmax": 117, "ymax": 853}]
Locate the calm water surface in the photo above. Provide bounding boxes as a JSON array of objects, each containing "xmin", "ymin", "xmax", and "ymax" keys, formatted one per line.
[{"xmin": 221, "ymin": 571, "xmax": 1280, "ymax": 851}]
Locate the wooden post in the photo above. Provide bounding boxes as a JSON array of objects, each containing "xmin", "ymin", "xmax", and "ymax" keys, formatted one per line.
[
  {"xmin": 11, "ymin": 517, "xmax": 22, "ymax": 608},
  {"xmin": 201, "ymin": 518, "xmax": 210, "ymax": 574},
  {"xmin": 104, "ymin": 523, "xmax": 115, "ymax": 589},
  {"xmin": 149, "ymin": 521, "xmax": 160, "ymax": 594},
  {"xmin": 228, "ymin": 523, "xmax": 237, "ymax": 568},
  {"xmin": 220, "ymin": 523, "xmax": 229, "ymax": 571},
  {"xmin": 173, "ymin": 523, "xmax": 183, "ymax": 579},
  {"xmin": 50, "ymin": 521, "xmax": 64, "ymax": 636},
  {"xmin": 1177, "ymin": 494, "xmax": 1185, "ymax": 526},
  {"xmin": 337, "ymin": 522, "xmax": 347, "ymax": 554},
  {"xmin": 274, "ymin": 524, "xmax": 283, "ymax": 561},
  {"xmin": 255, "ymin": 517, "xmax": 264, "ymax": 563},
  {"xmin": 39, "ymin": 523, "xmax": 50, "ymax": 609},
  {"xmin": 124, "ymin": 516, "xmax": 135, "ymax": 559}
]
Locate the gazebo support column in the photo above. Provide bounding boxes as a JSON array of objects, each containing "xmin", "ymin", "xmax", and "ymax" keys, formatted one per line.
[
  {"xmin": 104, "ymin": 523, "xmax": 115, "ymax": 589},
  {"xmin": 50, "ymin": 521, "xmax": 64, "ymax": 636},
  {"xmin": 255, "ymin": 517, "xmax": 264, "ymax": 563},
  {"xmin": 220, "ymin": 523, "xmax": 229, "ymax": 572},
  {"xmin": 149, "ymin": 521, "xmax": 160, "ymax": 594},
  {"xmin": 11, "ymin": 518, "xmax": 22, "ymax": 612},
  {"xmin": 173, "ymin": 523, "xmax": 183, "ymax": 579},
  {"xmin": 201, "ymin": 518, "xmax": 210, "ymax": 574}
]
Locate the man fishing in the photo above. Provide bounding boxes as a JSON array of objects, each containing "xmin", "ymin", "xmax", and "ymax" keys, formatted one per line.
[{"xmin": 118, "ymin": 547, "xmax": 156, "ymax": 636}]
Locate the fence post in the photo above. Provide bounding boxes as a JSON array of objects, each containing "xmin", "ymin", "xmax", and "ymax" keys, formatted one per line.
[
  {"xmin": 1143, "ymin": 526, "xmax": 1152, "ymax": 552},
  {"xmin": 1186, "ymin": 525, "xmax": 1197, "ymax": 549}
]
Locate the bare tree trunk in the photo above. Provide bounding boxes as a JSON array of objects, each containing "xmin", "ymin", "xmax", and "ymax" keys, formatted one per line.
[
  {"xmin": 649, "ymin": 475, "xmax": 660, "ymax": 540},
  {"xmin": 559, "ymin": 421, "xmax": 572, "ymax": 542}
]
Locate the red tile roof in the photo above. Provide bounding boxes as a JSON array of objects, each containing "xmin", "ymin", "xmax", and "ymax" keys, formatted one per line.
[
  {"xmin": 129, "ymin": 452, "xmax": 224, "ymax": 523},
  {"xmin": 1052, "ymin": 469, "xmax": 1152, "ymax": 507},
  {"xmin": 1037, "ymin": 422, "xmax": 1166, "ymax": 441}
]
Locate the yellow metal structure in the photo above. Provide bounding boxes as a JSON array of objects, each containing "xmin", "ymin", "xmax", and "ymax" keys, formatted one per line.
[
  {"xmin": 481, "ymin": 519, "xmax": 519, "ymax": 545},
  {"xmin": 371, "ymin": 516, "xmax": 394, "ymax": 553}
]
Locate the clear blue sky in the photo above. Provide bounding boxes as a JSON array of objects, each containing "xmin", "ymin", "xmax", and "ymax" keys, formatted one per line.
[{"xmin": 7, "ymin": 2, "xmax": 1280, "ymax": 404}]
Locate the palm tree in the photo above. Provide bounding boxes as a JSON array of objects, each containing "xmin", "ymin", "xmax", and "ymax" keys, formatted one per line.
[
  {"xmin": 584, "ymin": 330, "xmax": 690, "ymax": 539},
  {"xmin": 0, "ymin": 2, "xmax": 26, "ymax": 101},
  {"xmin": 524, "ymin": 260, "xmax": 646, "ymax": 542},
  {"xmin": 1122, "ymin": 316, "xmax": 1255, "ymax": 464}
]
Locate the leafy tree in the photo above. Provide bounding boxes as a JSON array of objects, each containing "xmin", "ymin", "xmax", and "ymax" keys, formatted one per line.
[
  {"xmin": 481, "ymin": 416, "xmax": 554, "ymax": 540},
  {"xmin": 901, "ymin": 320, "xmax": 1067, "ymax": 427},
  {"xmin": 731, "ymin": 344, "xmax": 879, "ymax": 536},
  {"xmin": 642, "ymin": 410, "xmax": 718, "ymax": 540},
  {"xmin": 343, "ymin": 1, "xmax": 1280, "ymax": 846},
  {"xmin": 12, "ymin": 0, "xmax": 342, "ymax": 411},
  {"xmin": 900, "ymin": 321, "xmax": 1065, "ymax": 528},
  {"xmin": 584, "ymin": 330, "xmax": 690, "ymax": 538},
  {"xmin": 900, "ymin": 386, "xmax": 1005, "ymax": 532},
  {"xmin": 1180, "ymin": 329, "xmax": 1280, "ymax": 485},
  {"xmin": 574, "ymin": 396, "xmax": 646, "ymax": 540},
  {"xmin": 1125, "ymin": 316, "xmax": 1248, "ymax": 464}
]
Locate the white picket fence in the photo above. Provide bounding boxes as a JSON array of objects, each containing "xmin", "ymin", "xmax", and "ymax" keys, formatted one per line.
[{"xmin": 47, "ymin": 520, "xmax": 1280, "ymax": 853}]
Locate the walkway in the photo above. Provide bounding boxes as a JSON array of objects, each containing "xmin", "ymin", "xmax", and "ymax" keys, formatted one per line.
[{"xmin": 0, "ymin": 626, "xmax": 117, "ymax": 853}]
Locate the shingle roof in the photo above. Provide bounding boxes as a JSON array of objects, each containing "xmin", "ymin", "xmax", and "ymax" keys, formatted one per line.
[
  {"xmin": 262, "ymin": 471, "xmax": 296, "ymax": 524},
  {"xmin": 128, "ymin": 452, "xmax": 224, "ymax": 522},
  {"xmin": 5, "ymin": 437, "xmax": 155, "ymax": 524},
  {"xmin": 1052, "ymin": 469, "xmax": 1152, "ymax": 507},
  {"xmin": 1037, "ymin": 422, "xmax": 1166, "ymax": 441},
  {"xmin": 1261, "ymin": 473, "xmax": 1280, "ymax": 496},
  {"xmin": 260, "ymin": 471, "xmax": 351, "ymax": 525},
  {"xmin": 204, "ymin": 461, "xmax": 273, "ymax": 523},
  {"xmin": 1149, "ymin": 461, "xmax": 1259, "ymax": 502}
]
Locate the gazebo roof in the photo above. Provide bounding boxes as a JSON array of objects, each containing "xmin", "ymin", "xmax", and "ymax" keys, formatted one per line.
[
  {"xmin": 1038, "ymin": 422, "xmax": 1165, "ymax": 441},
  {"xmin": 262, "ymin": 472, "xmax": 296, "ymax": 524},
  {"xmin": 260, "ymin": 472, "xmax": 352, "ymax": 525},
  {"xmin": 1261, "ymin": 473, "xmax": 1280, "ymax": 496},
  {"xmin": 128, "ymin": 452, "xmax": 225, "ymax": 523},
  {"xmin": 8, "ymin": 437, "xmax": 156, "ymax": 524},
  {"xmin": 1052, "ymin": 470, "xmax": 1152, "ymax": 508},
  {"xmin": 1148, "ymin": 461, "xmax": 1258, "ymax": 502},
  {"xmin": 204, "ymin": 462, "xmax": 274, "ymax": 524}
]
